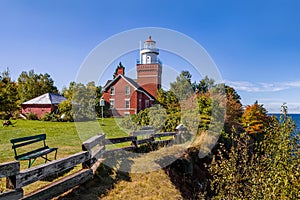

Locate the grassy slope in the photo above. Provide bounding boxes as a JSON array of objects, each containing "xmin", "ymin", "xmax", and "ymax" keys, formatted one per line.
[
  {"xmin": 0, "ymin": 118, "xmax": 130, "ymax": 194},
  {"xmin": 0, "ymin": 119, "xmax": 186, "ymax": 199},
  {"xmin": 0, "ymin": 118, "xmax": 129, "ymax": 164}
]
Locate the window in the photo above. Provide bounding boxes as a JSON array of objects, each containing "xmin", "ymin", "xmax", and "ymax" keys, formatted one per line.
[
  {"xmin": 145, "ymin": 100, "xmax": 149, "ymax": 108},
  {"xmin": 110, "ymin": 86, "xmax": 115, "ymax": 95},
  {"xmin": 125, "ymin": 85, "xmax": 130, "ymax": 95},
  {"xmin": 109, "ymin": 99, "xmax": 115, "ymax": 109},
  {"xmin": 124, "ymin": 111, "xmax": 130, "ymax": 116},
  {"xmin": 146, "ymin": 56, "xmax": 151, "ymax": 64},
  {"xmin": 138, "ymin": 99, "xmax": 142, "ymax": 109},
  {"xmin": 125, "ymin": 99, "xmax": 130, "ymax": 109}
]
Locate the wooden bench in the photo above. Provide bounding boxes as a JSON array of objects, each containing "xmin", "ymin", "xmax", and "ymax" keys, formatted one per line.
[{"xmin": 10, "ymin": 134, "xmax": 58, "ymax": 168}]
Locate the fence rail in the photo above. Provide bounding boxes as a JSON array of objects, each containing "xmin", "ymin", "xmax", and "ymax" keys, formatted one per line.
[{"xmin": 0, "ymin": 128, "xmax": 185, "ymax": 200}]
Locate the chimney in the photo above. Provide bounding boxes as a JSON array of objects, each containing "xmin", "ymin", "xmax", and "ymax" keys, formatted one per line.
[{"xmin": 113, "ymin": 62, "xmax": 125, "ymax": 78}]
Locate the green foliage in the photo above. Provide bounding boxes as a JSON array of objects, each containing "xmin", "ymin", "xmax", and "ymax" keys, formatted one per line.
[
  {"xmin": 209, "ymin": 108, "xmax": 300, "ymax": 199},
  {"xmin": 41, "ymin": 112, "xmax": 60, "ymax": 122},
  {"xmin": 71, "ymin": 82, "xmax": 101, "ymax": 121},
  {"xmin": 58, "ymin": 100, "xmax": 74, "ymax": 122},
  {"xmin": 170, "ymin": 70, "xmax": 194, "ymax": 101},
  {"xmin": 148, "ymin": 104, "xmax": 166, "ymax": 131},
  {"xmin": 119, "ymin": 115, "xmax": 138, "ymax": 130},
  {"xmin": 0, "ymin": 69, "xmax": 19, "ymax": 113},
  {"xmin": 197, "ymin": 94, "xmax": 212, "ymax": 130},
  {"xmin": 27, "ymin": 112, "xmax": 38, "ymax": 120},
  {"xmin": 192, "ymin": 75, "xmax": 215, "ymax": 93},
  {"xmin": 17, "ymin": 70, "xmax": 58, "ymax": 103}
]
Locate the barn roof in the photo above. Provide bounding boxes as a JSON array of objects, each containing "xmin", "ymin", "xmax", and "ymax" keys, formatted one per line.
[{"xmin": 22, "ymin": 93, "xmax": 67, "ymax": 105}]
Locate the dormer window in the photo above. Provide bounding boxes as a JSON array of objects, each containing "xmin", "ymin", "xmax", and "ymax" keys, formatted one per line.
[{"xmin": 110, "ymin": 86, "xmax": 115, "ymax": 95}]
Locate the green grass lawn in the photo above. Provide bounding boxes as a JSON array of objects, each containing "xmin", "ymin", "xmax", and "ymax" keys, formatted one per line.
[
  {"xmin": 0, "ymin": 118, "xmax": 187, "ymax": 198},
  {"xmin": 0, "ymin": 118, "xmax": 134, "ymax": 194},
  {"xmin": 0, "ymin": 118, "xmax": 131, "ymax": 166}
]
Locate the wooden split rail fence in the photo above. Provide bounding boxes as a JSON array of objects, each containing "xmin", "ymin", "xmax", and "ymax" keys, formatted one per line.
[{"xmin": 0, "ymin": 128, "xmax": 185, "ymax": 200}]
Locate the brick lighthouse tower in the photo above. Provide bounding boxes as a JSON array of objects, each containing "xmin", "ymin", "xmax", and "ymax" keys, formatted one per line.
[{"xmin": 137, "ymin": 36, "xmax": 162, "ymax": 98}]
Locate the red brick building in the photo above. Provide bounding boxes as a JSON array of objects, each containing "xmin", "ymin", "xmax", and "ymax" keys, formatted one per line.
[
  {"xmin": 21, "ymin": 93, "xmax": 66, "ymax": 118},
  {"xmin": 102, "ymin": 36, "xmax": 162, "ymax": 116}
]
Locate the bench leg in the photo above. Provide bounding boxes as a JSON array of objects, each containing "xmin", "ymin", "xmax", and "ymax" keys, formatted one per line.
[
  {"xmin": 41, "ymin": 155, "xmax": 52, "ymax": 162},
  {"xmin": 28, "ymin": 159, "xmax": 36, "ymax": 168}
]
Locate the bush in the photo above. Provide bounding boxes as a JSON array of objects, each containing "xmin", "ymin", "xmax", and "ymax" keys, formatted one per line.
[
  {"xmin": 27, "ymin": 112, "xmax": 38, "ymax": 120},
  {"xmin": 120, "ymin": 116, "xmax": 138, "ymax": 130},
  {"xmin": 208, "ymin": 108, "xmax": 300, "ymax": 199},
  {"xmin": 41, "ymin": 112, "xmax": 60, "ymax": 122},
  {"xmin": 60, "ymin": 113, "xmax": 74, "ymax": 122}
]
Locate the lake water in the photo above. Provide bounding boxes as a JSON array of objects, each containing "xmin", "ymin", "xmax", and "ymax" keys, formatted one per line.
[{"xmin": 270, "ymin": 113, "xmax": 300, "ymax": 133}]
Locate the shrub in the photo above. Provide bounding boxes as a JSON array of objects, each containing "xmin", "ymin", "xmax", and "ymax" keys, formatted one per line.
[
  {"xmin": 208, "ymin": 107, "xmax": 300, "ymax": 199},
  {"xmin": 119, "ymin": 116, "xmax": 138, "ymax": 130},
  {"xmin": 27, "ymin": 112, "xmax": 38, "ymax": 120},
  {"xmin": 41, "ymin": 112, "xmax": 60, "ymax": 122}
]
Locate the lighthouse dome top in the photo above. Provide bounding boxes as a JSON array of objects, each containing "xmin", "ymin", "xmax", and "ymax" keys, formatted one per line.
[
  {"xmin": 145, "ymin": 36, "xmax": 155, "ymax": 43},
  {"xmin": 141, "ymin": 36, "xmax": 159, "ymax": 55}
]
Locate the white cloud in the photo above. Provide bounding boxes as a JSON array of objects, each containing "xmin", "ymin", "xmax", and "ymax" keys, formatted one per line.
[{"xmin": 225, "ymin": 80, "xmax": 300, "ymax": 92}]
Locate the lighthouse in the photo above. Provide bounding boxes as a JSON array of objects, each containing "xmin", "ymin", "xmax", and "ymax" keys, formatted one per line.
[{"xmin": 137, "ymin": 36, "xmax": 162, "ymax": 98}]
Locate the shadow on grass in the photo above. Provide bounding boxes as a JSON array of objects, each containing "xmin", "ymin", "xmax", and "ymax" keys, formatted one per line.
[
  {"xmin": 155, "ymin": 152, "xmax": 211, "ymax": 199},
  {"xmin": 56, "ymin": 153, "xmax": 134, "ymax": 200}
]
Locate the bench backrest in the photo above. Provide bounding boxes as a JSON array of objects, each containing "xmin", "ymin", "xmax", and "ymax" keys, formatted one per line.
[{"xmin": 10, "ymin": 134, "xmax": 47, "ymax": 158}]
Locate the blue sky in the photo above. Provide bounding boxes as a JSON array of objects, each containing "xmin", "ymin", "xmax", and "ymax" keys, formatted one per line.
[{"xmin": 1, "ymin": 0, "xmax": 300, "ymax": 113}]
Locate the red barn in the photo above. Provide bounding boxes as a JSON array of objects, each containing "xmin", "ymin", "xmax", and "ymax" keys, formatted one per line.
[
  {"xmin": 102, "ymin": 36, "xmax": 162, "ymax": 117},
  {"xmin": 21, "ymin": 93, "xmax": 66, "ymax": 118}
]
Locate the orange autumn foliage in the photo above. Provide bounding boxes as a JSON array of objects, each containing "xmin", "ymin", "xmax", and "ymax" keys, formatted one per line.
[{"xmin": 242, "ymin": 101, "xmax": 270, "ymax": 134}]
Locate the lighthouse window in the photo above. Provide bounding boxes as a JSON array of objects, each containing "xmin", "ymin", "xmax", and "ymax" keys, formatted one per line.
[{"xmin": 146, "ymin": 56, "xmax": 151, "ymax": 64}]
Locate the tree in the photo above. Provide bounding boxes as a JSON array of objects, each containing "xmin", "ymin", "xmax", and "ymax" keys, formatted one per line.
[
  {"xmin": 61, "ymin": 81, "xmax": 76, "ymax": 100},
  {"xmin": 0, "ymin": 69, "xmax": 19, "ymax": 114},
  {"xmin": 192, "ymin": 76, "xmax": 215, "ymax": 94},
  {"xmin": 156, "ymin": 89, "xmax": 181, "ymax": 131},
  {"xmin": 209, "ymin": 107, "xmax": 300, "ymax": 199},
  {"xmin": 241, "ymin": 101, "xmax": 270, "ymax": 135},
  {"xmin": 170, "ymin": 70, "xmax": 194, "ymax": 101},
  {"xmin": 224, "ymin": 85, "xmax": 243, "ymax": 133},
  {"xmin": 71, "ymin": 81, "xmax": 101, "ymax": 121},
  {"xmin": 17, "ymin": 70, "xmax": 58, "ymax": 102},
  {"xmin": 58, "ymin": 100, "xmax": 73, "ymax": 121}
]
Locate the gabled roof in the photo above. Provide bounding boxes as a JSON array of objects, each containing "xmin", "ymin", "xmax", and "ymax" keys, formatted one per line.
[
  {"xmin": 102, "ymin": 74, "xmax": 155, "ymax": 100},
  {"xmin": 22, "ymin": 93, "xmax": 67, "ymax": 105}
]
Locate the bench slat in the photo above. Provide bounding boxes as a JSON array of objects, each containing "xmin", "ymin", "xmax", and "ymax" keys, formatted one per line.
[
  {"xmin": 10, "ymin": 134, "xmax": 46, "ymax": 143},
  {"xmin": 18, "ymin": 148, "xmax": 57, "ymax": 161},
  {"xmin": 12, "ymin": 138, "xmax": 43, "ymax": 149}
]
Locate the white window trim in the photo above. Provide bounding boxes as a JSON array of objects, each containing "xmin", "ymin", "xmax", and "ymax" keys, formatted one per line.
[
  {"xmin": 125, "ymin": 85, "xmax": 130, "ymax": 95},
  {"xmin": 125, "ymin": 99, "xmax": 130, "ymax": 109},
  {"xmin": 110, "ymin": 86, "xmax": 115, "ymax": 95},
  {"xmin": 145, "ymin": 100, "xmax": 149, "ymax": 108},
  {"xmin": 109, "ymin": 99, "xmax": 115, "ymax": 109},
  {"xmin": 138, "ymin": 99, "xmax": 142, "ymax": 109}
]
